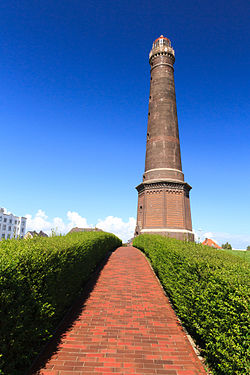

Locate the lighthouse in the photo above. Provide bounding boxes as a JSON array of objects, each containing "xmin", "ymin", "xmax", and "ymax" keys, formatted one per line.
[{"xmin": 135, "ymin": 35, "xmax": 194, "ymax": 241}]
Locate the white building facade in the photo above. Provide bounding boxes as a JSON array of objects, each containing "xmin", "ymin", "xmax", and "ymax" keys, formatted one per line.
[{"xmin": 0, "ymin": 208, "xmax": 27, "ymax": 240}]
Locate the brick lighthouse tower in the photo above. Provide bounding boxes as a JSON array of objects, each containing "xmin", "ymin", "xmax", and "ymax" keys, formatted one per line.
[{"xmin": 135, "ymin": 35, "xmax": 194, "ymax": 241}]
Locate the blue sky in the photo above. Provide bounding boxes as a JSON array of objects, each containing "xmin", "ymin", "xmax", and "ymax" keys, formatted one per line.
[{"xmin": 0, "ymin": 0, "xmax": 249, "ymax": 247}]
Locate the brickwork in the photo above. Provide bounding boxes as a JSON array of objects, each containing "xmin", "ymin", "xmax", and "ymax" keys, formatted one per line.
[
  {"xmin": 145, "ymin": 191, "xmax": 164, "ymax": 228},
  {"xmin": 144, "ymin": 40, "xmax": 182, "ymax": 182},
  {"xmin": 32, "ymin": 246, "xmax": 206, "ymax": 375},
  {"xmin": 142, "ymin": 190, "xmax": 185, "ymax": 229},
  {"xmin": 166, "ymin": 192, "xmax": 184, "ymax": 228},
  {"xmin": 184, "ymin": 196, "xmax": 192, "ymax": 232},
  {"xmin": 135, "ymin": 36, "xmax": 194, "ymax": 241},
  {"xmin": 135, "ymin": 181, "xmax": 194, "ymax": 241},
  {"xmin": 136, "ymin": 194, "xmax": 144, "ymax": 231}
]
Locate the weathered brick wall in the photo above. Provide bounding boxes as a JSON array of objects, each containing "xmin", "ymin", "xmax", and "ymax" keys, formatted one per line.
[
  {"xmin": 136, "ymin": 185, "xmax": 192, "ymax": 234},
  {"xmin": 136, "ymin": 193, "xmax": 144, "ymax": 231},
  {"xmin": 166, "ymin": 191, "xmax": 184, "ymax": 228},
  {"xmin": 184, "ymin": 194, "xmax": 193, "ymax": 231},
  {"xmin": 144, "ymin": 190, "xmax": 164, "ymax": 228},
  {"xmin": 144, "ymin": 44, "xmax": 183, "ymax": 182}
]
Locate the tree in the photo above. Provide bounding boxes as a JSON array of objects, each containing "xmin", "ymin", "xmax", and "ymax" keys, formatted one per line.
[
  {"xmin": 247, "ymin": 245, "xmax": 250, "ymax": 251},
  {"xmin": 221, "ymin": 242, "xmax": 232, "ymax": 250}
]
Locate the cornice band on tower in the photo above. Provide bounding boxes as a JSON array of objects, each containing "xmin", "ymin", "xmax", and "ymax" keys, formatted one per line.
[{"xmin": 150, "ymin": 63, "xmax": 174, "ymax": 72}]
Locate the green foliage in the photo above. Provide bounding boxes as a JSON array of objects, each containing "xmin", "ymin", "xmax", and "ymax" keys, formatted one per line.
[
  {"xmin": 133, "ymin": 234, "xmax": 250, "ymax": 375},
  {"xmin": 224, "ymin": 249, "xmax": 250, "ymax": 262},
  {"xmin": 0, "ymin": 231, "xmax": 121, "ymax": 375},
  {"xmin": 247, "ymin": 245, "xmax": 250, "ymax": 251},
  {"xmin": 221, "ymin": 241, "xmax": 232, "ymax": 249}
]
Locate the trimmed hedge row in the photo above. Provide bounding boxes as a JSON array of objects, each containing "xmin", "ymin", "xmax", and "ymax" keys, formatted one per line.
[
  {"xmin": 133, "ymin": 234, "xmax": 250, "ymax": 375},
  {"xmin": 0, "ymin": 231, "xmax": 121, "ymax": 375}
]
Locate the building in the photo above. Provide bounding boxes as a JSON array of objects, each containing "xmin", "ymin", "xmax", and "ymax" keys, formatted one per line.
[
  {"xmin": 202, "ymin": 238, "xmax": 222, "ymax": 249},
  {"xmin": 0, "ymin": 208, "xmax": 27, "ymax": 240},
  {"xmin": 135, "ymin": 36, "xmax": 194, "ymax": 241},
  {"xmin": 24, "ymin": 230, "xmax": 48, "ymax": 239},
  {"xmin": 68, "ymin": 227, "xmax": 103, "ymax": 234}
]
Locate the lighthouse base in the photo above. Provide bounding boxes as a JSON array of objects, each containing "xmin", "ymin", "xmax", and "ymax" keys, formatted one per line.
[
  {"xmin": 135, "ymin": 180, "xmax": 194, "ymax": 242},
  {"xmin": 136, "ymin": 228, "xmax": 194, "ymax": 241}
]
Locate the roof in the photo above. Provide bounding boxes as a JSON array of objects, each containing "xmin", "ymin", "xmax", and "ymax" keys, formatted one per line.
[
  {"xmin": 25, "ymin": 230, "xmax": 48, "ymax": 238},
  {"xmin": 27, "ymin": 231, "xmax": 37, "ymax": 235},
  {"xmin": 202, "ymin": 238, "xmax": 222, "ymax": 249},
  {"xmin": 153, "ymin": 35, "xmax": 170, "ymax": 43},
  {"xmin": 38, "ymin": 231, "xmax": 48, "ymax": 237},
  {"xmin": 69, "ymin": 227, "xmax": 103, "ymax": 233}
]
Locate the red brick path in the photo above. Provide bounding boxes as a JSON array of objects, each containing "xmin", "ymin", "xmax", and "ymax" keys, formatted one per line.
[{"xmin": 34, "ymin": 247, "xmax": 207, "ymax": 375}]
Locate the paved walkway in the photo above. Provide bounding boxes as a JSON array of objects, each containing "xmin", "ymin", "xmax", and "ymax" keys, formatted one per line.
[{"xmin": 34, "ymin": 247, "xmax": 207, "ymax": 375}]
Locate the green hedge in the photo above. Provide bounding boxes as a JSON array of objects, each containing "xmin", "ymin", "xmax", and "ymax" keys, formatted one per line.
[
  {"xmin": 133, "ymin": 234, "xmax": 249, "ymax": 375},
  {"xmin": 0, "ymin": 231, "xmax": 121, "ymax": 375}
]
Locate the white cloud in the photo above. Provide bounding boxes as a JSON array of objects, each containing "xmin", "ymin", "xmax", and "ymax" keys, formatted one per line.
[
  {"xmin": 26, "ymin": 210, "xmax": 63, "ymax": 234},
  {"xmin": 67, "ymin": 211, "xmax": 90, "ymax": 229},
  {"xmin": 96, "ymin": 216, "xmax": 136, "ymax": 242},
  {"xmin": 26, "ymin": 210, "xmax": 92, "ymax": 235},
  {"xmin": 25, "ymin": 210, "xmax": 136, "ymax": 241}
]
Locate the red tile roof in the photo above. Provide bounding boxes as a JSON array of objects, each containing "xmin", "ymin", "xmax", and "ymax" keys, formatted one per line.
[{"xmin": 202, "ymin": 238, "xmax": 222, "ymax": 249}]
